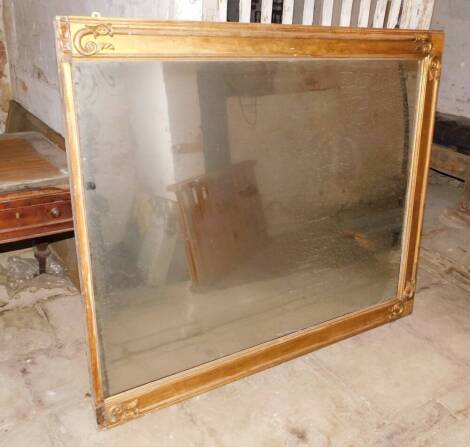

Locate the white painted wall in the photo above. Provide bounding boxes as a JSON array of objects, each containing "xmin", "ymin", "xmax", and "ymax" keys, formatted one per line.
[
  {"xmin": 432, "ymin": 0, "xmax": 470, "ymax": 118},
  {"xmin": 2, "ymin": 0, "xmax": 179, "ymax": 134}
]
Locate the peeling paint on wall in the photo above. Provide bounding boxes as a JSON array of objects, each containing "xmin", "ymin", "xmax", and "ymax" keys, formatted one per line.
[
  {"xmin": 0, "ymin": 0, "xmax": 11, "ymax": 131},
  {"xmin": 432, "ymin": 0, "xmax": 470, "ymax": 118},
  {"xmin": 2, "ymin": 0, "xmax": 179, "ymax": 134}
]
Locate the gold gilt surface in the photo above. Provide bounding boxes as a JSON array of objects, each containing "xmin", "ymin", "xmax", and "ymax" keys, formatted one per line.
[{"xmin": 54, "ymin": 16, "xmax": 443, "ymax": 428}]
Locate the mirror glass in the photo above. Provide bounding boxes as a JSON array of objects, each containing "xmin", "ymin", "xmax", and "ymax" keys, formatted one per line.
[{"xmin": 72, "ymin": 59, "xmax": 420, "ymax": 396}]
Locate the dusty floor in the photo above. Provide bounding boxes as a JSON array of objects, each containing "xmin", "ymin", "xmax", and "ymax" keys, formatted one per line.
[{"xmin": 0, "ymin": 172, "xmax": 469, "ymax": 446}]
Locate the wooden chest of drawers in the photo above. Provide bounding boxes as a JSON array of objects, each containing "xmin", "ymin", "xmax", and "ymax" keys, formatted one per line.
[{"xmin": 0, "ymin": 132, "xmax": 74, "ymax": 244}]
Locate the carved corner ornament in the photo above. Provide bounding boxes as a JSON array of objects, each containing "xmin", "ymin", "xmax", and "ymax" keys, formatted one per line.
[
  {"xmin": 415, "ymin": 36, "xmax": 433, "ymax": 56},
  {"xmin": 429, "ymin": 57, "xmax": 442, "ymax": 82},
  {"xmin": 389, "ymin": 301, "xmax": 405, "ymax": 320},
  {"xmin": 403, "ymin": 280, "xmax": 416, "ymax": 301},
  {"xmin": 389, "ymin": 280, "xmax": 416, "ymax": 320},
  {"xmin": 107, "ymin": 399, "xmax": 140, "ymax": 425},
  {"xmin": 56, "ymin": 17, "xmax": 72, "ymax": 60},
  {"xmin": 414, "ymin": 36, "xmax": 441, "ymax": 83},
  {"xmin": 73, "ymin": 23, "xmax": 115, "ymax": 56}
]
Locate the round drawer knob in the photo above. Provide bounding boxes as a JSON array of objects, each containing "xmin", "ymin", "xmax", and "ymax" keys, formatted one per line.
[{"xmin": 50, "ymin": 207, "xmax": 61, "ymax": 218}]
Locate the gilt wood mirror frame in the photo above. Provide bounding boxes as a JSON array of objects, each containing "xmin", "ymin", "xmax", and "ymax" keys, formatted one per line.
[{"xmin": 55, "ymin": 16, "xmax": 443, "ymax": 428}]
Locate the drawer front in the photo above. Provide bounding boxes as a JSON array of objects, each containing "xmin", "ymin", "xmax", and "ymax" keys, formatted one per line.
[
  {"xmin": 0, "ymin": 200, "xmax": 73, "ymax": 243},
  {"xmin": 0, "ymin": 200, "xmax": 72, "ymax": 229},
  {"xmin": 0, "ymin": 191, "xmax": 71, "ymax": 210}
]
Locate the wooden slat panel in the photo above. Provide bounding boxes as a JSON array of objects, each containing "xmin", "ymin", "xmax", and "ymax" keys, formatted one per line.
[
  {"xmin": 386, "ymin": 0, "xmax": 402, "ymax": 28},
  {"xmin": 321, "ymin": 0, "xmax": 335, "ymax": 26},
  {"xmin": 372, "ymin": 0, "xmax": 388, "ymax": 27},
  {"xmin": 261, "ymin": 0, "xmax": 273, "ymax": 23},
  {"xmin": 399, "ymin": 0, "xmax": 413, "ymax": 28},
  {"xmin": 201, "ymin": 0, "xmax": 434, "ymax": 28},
  {"xmin": 302, "ymin": 0, "xmax": 315, "ymax": 24},
  {"xmin": 418, "ymin": 0, "xmax": 435, "ymax": 29},
  {"xmin": 349, "ymin": 0, "xmax": 361, "ymax": 27},
  {"xmin": 239, "ymin": 0, "xmax": 251, "ymax": 23},
  {"xmin": 339, "ymin": 0, "xmax": 353, "ymax": 26},
  {"xmin": 407, "ymin": 0, "xmax": 421, "ymax": 29},
  {"xmin": 217, "ymin": 0, "xmax": 228, "ymax": 21},
  {"xmin": 358, "ymin": 0, "xmax": 372, "ymax": 27},
  {"xmin": 282, "ymin": 0, "xmax": 295, "ymax": 24},
  {"xmin": 409, "ymin": 0, "xmax": 423, "ymax": 29},
  {"xmin": 332, "ymin": 0, "xmax": 342, "ymax": 26}
]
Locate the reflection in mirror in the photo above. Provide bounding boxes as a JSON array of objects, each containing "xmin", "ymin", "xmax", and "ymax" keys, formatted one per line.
[{"xmin": 73, "ymin": 59, "xmax": 419, "ymax": 396}]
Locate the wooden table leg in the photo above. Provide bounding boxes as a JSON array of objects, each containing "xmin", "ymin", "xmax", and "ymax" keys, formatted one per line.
[{"xmin": 34, "ymin": 242, "xmax": 50, "ymax": 275}]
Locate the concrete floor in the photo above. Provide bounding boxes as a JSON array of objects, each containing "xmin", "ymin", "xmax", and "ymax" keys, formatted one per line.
[{"xmin": 0, "ymin": 172, "xmax": 469, "ymax": 446}]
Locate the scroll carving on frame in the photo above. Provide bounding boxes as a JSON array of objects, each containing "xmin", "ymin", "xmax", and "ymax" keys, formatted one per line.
[{"xmin": 73, "ymin": 23, "xmax": 115, "ymax": 56}]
